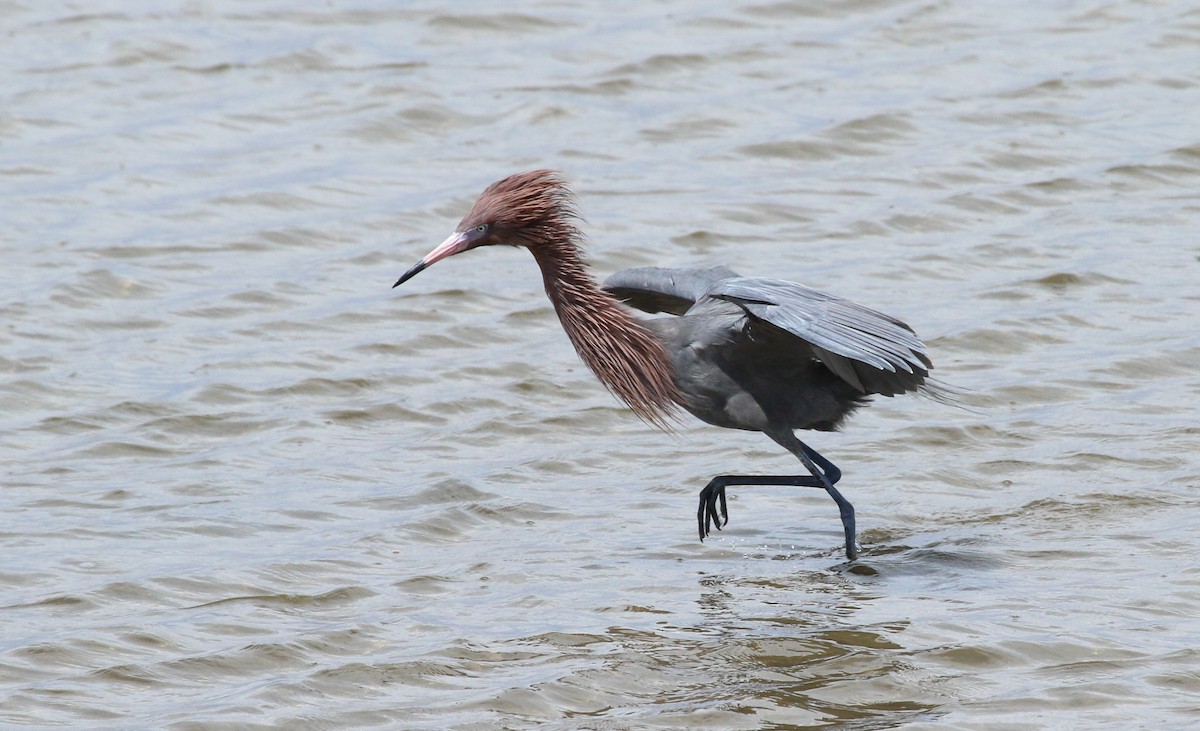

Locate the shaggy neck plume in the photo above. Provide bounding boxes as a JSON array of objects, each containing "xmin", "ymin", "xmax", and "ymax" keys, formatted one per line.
[{"xmin": 529, "ymin": 238, "xmax": 682, "ymax": 431}]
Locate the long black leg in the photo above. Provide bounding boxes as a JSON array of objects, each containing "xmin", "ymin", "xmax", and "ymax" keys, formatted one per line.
[
  {"xmin": 792, "ymin": 441, "xmax": 857, "ymax": 560},
  {"xmin": 696, "ymin": 433, "xmax": 858, "ymax": 560}
]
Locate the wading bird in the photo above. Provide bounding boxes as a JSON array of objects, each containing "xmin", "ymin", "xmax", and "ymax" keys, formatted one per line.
[{"xmin": 394, "ymin": 170, "xmax": 942, "ymax": 560}]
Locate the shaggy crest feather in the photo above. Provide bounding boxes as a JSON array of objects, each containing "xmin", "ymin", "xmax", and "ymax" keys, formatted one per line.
[{"xmin": 466, "ymin": 171, "xmax": 683, "ymax": 429}]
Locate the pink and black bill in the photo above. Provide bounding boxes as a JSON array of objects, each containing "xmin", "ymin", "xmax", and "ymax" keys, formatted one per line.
[{"xmin": 393, "ymin": 225, "xmax": 489, "ymax": 288}]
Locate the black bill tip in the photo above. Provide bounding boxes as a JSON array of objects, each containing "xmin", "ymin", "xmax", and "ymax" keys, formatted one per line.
[{"xmin": 392, "ymin": 260, "xmax": 427, "ymax": 288}]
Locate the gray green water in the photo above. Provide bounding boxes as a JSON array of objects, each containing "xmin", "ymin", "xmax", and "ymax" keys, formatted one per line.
[{"xmin": 3, "ymin": 1, "xmax": 1199, "ymax": 728}]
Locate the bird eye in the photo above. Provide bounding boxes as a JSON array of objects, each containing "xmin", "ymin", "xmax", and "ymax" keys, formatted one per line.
[{"xmin": 475, "ymin": 224, "xmax": 488, "ymax": 233}]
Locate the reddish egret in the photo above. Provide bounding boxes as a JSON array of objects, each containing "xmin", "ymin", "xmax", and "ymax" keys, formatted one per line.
[{"xmin": 394, "ymin": 170, "xmax": 941, "ymax": 560}]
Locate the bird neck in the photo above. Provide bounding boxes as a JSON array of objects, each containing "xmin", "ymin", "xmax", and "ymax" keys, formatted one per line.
[{"xmin": 529, "ymin": 240, "xmax": 682, "ymax": 430}]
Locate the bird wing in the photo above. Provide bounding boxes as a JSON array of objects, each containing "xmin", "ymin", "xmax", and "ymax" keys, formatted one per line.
[
  {"xmin": 708, "ymin": 277, "xmax": 932, "ymax": 396},
  {"xmin": 603, "ymin": 266, "xmax": 741, "ymax": 316}
]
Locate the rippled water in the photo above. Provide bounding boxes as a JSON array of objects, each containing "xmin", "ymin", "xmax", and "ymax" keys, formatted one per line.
[{"xmin": 4, "ymin": 1, "xmax": 1200, "ymax": 728}]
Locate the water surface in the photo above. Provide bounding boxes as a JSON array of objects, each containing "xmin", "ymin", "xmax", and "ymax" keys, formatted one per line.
[{"xmin": 3, "ymin": 1, "xmax": 1199, "ymax": 728}]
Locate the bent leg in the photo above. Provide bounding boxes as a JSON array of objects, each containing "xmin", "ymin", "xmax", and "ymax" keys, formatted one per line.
[{"xmin": 696, "ymin": 431, "xmax": 858, "ymax": 560}]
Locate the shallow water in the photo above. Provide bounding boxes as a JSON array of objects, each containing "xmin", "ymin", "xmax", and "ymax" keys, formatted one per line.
[{"xmin": 3, "ymin": 1, "xmax": 1200, "ymax": 728}]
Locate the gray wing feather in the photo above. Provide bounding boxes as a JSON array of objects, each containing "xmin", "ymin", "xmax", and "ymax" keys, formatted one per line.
[
  {"xmin": 603, "ymin": 266, "xmax": 741, "ymax": 315},
  {"xmin": 709, "ymin": 277, "xmax": 931, "ymax": 396}
]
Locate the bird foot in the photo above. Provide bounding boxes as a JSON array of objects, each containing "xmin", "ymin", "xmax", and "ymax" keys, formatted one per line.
[
  {"xmin": 696, "ymin": 482, "xmax": 729, "ymax": 541},
  {"xmin": 845, "ymin": 543, "xmax": 860, "ymax": 561}
]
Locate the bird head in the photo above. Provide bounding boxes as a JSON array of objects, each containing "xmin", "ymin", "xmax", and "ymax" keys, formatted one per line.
[{"xmin": 393, "ymin": 170, "xmax": 581, "ymax": 288}]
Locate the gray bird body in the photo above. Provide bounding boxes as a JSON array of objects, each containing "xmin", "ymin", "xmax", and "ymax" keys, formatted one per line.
[{"xmin": 604, "ymin": 266, "xmax": 934, "ymax": 436}]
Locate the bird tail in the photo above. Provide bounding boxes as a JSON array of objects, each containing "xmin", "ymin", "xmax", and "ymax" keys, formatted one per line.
[{"xmin": 918, "ymin": 378, "xmax": 980, "ymax": 413}]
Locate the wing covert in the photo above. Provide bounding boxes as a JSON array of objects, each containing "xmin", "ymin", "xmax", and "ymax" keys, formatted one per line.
[
  {"xmin": 708, "ymin": 277, "xmax": 932, "ymax": 395},
  {"xmin": 603, "ymin": 266, "xmax": 740, "ymax": 315}
]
